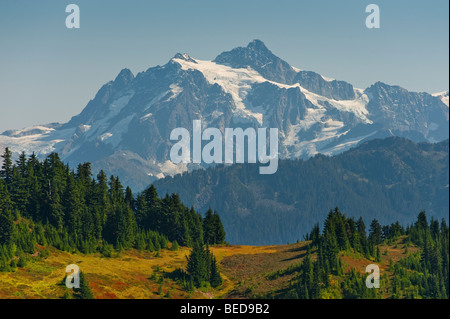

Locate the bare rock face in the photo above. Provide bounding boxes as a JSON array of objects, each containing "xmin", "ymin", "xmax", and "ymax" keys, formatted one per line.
[{"xmin": 1, "ymin": 40, "xmax": 448, "ymax": 191}]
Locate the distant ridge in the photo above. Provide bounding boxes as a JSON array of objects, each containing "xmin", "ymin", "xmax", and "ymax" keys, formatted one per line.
[{"xmin": 153, "ymin": 137, "xmax": 449, "ymax": 245}]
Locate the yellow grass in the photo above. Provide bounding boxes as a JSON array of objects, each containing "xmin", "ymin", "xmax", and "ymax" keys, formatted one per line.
[
  {"xmin": 0, "ymin": 238, "xmax": 413, "ymax": 299},
  {"xmin": 0, "ymin": 244, "xmax": 282, "ymax": 299}
]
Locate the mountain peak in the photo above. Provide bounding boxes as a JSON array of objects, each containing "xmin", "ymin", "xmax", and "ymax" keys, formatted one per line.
[
  {"xmin": 214, "ymin": 40, "xmax": 274, "ymax": 66},
  {"xmin": 214, "ymin": 40, "xmax": 297, "ymax": 84},
  {"xmin": 114, "ymin": 68, "xmax": 135, "ymax": 87},
  {"xmin": 247, "ymin": 39, "xmax": 269, "ymax": 52},
  {"xmin": 172, "ymin": 53, "xmax": 197, "ymax": 63}
]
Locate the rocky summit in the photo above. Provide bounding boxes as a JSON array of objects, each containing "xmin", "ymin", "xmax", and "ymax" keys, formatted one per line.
[{"xmin": 1, "ymin": 40, "xmax": 448, "ymax": 191}]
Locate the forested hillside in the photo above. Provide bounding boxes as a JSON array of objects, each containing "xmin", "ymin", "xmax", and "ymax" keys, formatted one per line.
[
  {"xmin": 0, "ymin": 143, "xmax": 448, "ymax": 299},
  {"xmin": 0, "ymin": 148, "xmax": 225, "ymax": 276},
  {"xmin": 153, "ymin": 137, "xmax": 449, "ymax": 244},
  {"xmin": 275, "ymin": 209, "xmax": 449, "ymax": 299}
]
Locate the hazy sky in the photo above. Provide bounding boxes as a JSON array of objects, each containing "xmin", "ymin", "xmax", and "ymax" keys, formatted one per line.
[{"xmin": 0, "ymin": 0, "xmax": 448, "ymax": 132}]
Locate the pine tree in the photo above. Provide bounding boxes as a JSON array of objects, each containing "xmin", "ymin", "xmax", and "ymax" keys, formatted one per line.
[
  {"xmin": 375, "ymin": 246, "xmax": 381, "ymax": 262},
  {"xmin": 186, "ymin": 241, "xmax": 208, "ymax": 287},
  {"xmin": 63, "ymin": 173, "xmax": 84, "ymax": 243},
  {"xmin": 213, "ymin": 211, "xmax": 225, "ymax": 245},
  {"xmin": 115, "ymin": 203, "xmax": 136, "ymax": 248},
  {"xmin": 1, "ymin": 148, "xmax": 13, "ymax": 187},
  {"xmin": 210, "ymin": 254, "xmax": 222, "ymax": 288},
  {"xmin": 369, "ymin": 219, "xmax": 382, "ymax": 246},
  {"xmin": 203, "ymin": 208, "xmax": 215, "ymax": 245},
  {"xmin": 74, "ymin": 271, "xmax": 94, "ymax": 299},
  {"xmin": 356, "ymin": 217, "xmax": 368, "ymax": 255},
  {"xmin": 0, "ymin": 181, "xmax": 14, "ymax": 245},
  {"xmin": 144, "ymin": 185, "xmax": 161, "ymax": 231},
  {"xmin": 125, "ymin": 186, "xmax": 135, "ymax": 211}
]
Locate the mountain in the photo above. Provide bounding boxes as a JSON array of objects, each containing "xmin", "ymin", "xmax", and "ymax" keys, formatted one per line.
[
  {"xmin": 1, "ymin": 40, "xmax": 448, "ymax": 190},
  {"xmin": 152, "ymin": 137, "xmax": 449, "ymax": 245},
  {"xmin": 433, "ymin": 90, "xmax": 449, "ymax": 108}
]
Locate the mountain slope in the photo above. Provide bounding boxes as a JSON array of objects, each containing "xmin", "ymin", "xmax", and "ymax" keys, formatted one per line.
[
  {"xmin": 152, "ymin": 137, "xmax": 449, "ymax": 245},
  {"xmin": 1, "ymin": 40, "xmax": 448, "ymax": 190}
]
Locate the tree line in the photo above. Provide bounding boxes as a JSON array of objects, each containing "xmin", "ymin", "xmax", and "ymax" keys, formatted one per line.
[
  {"xmin": 0, "ymin": 148, "xmax": 225, "ymax": 277},
  {"xmin": 153, "ymin": 137, "xmax": 449, "ymax": 245},
  {"xmin": 276, "ymin": 208, "xmax": 449, "ymax": 299}
]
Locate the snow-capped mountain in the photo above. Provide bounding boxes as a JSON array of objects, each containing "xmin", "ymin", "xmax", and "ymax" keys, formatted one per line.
[
  {"xmin": 1, "ymin": 40, "xmax": 448, "ymax": 190},
  {"xmin": 433, "ymin": 91, "xmax": 449, "ymax": 107}
]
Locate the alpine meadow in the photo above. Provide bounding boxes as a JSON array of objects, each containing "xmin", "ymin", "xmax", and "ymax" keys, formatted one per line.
[{"xmin": 0, "ymin": 1, "xmax": 449, "ymax": 304}]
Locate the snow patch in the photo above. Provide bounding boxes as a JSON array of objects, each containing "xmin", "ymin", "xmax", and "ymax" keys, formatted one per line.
[
  {"xmin": 321, "ymin": 75, "xmax": 335, "ymax": 82},
  {"xmin": 101, "ymin": 114, "xmax": 134, "ymax": 147},
  {"xmin": 157, "ymin": 160, "xmax": 188, "ymax": 176},
  {"xmin": 321, "ymin": 131, "xmax": 378, "ymax": 155},
  {"xmin": 173, "ymin": 58, "xmax": 267, "ymax": 125},
  {"xmin": 433, "ymin": 91, "xmax": 449, "ymax": 107},
  {"xmin": 0, "ymin": 126, "xmax": 77, "ymax": 158},
  {"xmin": 167, "ymin": 84, "xmax": 183, "ymax": 101},
  {"xmin": 140, "ymin": 113, "xmax": 153, "ymax": 121},
  {"xmin": 99, "ymin": 132, "xmax": 113, "ymax": 141}
]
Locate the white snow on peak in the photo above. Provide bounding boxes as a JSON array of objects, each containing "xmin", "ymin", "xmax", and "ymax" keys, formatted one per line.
[
  {"xmin": 268, "ymin": 82, "xmax": 372, "ymax": 124},
  {"xmin": 0, "ymin": 126, "xmax": 76, "ymax": 158},
  {"xmin": 173, "ymin": 57, "xmax": 371, "ymax": 126},
  {"xmin": 173, "ymin": 58, "xmax": 269, "ymax": 125},
  {"xmin": 321, "ymin": 74, "xmax": 335, "ymax": 82},
  {"xmin": 3, "ymin": 125, "xmax": 55, "ymax": 138},
  {"xmin": 432, "ymin": 91, "xmax": 449, "ymax": 107},
  {"xmin": 81, "ymin": 91, "xmax": 134, "ymax": 144}
]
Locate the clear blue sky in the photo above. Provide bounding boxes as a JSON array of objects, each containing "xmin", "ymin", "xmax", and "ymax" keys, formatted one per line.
[{"xmin": 0, "ymin": 0, "xmax": 448, "ymax": 132}]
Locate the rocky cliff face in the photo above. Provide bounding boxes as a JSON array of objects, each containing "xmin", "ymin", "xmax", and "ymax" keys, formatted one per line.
[{"xmin": 1, "ymin": 40, "xmax": 448, "ymax": 190}]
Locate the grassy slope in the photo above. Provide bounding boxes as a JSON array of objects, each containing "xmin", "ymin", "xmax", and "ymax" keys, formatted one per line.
[{"xmin": 0, "ymin": 237, "xmax": 417, "ymax": 299}]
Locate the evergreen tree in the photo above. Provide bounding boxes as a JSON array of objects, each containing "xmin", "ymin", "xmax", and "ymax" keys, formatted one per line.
[
  {"xmin": 186, "ymin": 241, "xmax": 208, "ymax": 287},
  {"xmin": 213, "ymin": 211, "xmax": 226, "ymax": 245},
  {"xmin": 1, "ymin": 147, "xmax": 13, "ymax": 187},
  {"xmin": 0, "ymin": 148, "xmax": 227, "ymax": 278},
  {"xmin": 0, "ymin": 180, "xmax": 14, "ymax": 245},
  {"xmin": 356, "ymin": 217, "xmax": 368, "ymax": 255},
  {"xmin": 209, "ymin": 254, "xmax": 223, "ymax": 288},
  {"xmin": 203, "ymin": 208, "xmax": 215, "ymax": 245},
  {"xmin": 73, "ymin": 271, "xmax": 94, "ymax": 299},
  {"xmin": 369, "ymin": 219, "xmax": 382, "ymax": 245}
]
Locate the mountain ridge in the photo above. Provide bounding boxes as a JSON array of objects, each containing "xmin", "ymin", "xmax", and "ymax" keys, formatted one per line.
[
  {"xmin": 152, "ymin": 137, "xmax": 449, "ymax": 244},
  {"xmin": 1, "ymin": 40, "xmax": 448, "ymax": 190}
]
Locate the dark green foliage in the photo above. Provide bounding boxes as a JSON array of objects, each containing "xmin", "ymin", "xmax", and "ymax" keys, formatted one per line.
[
  {"xmin": 100, "ymin": 243, "xmax": 114, "ymax": 258},
  {"xmin": 341, "ymin": 268, "xmax": 379, "ymax": 299},
  {"xmin": 210, "ymin": 254, "xmax": 223, "ymax": 288},
  {"xmin": 203, "ymin": 208, "xmax": 226, "ymax": 245},
  {"xmin": 186, "ymin": 241, "xmax": 222, "ymax": 289},
  {"xmin": 171, "ymin": 240, "xmax": 179, "ymax": 251},
  {"xmin": 73, "ymin": 271, "xmax": 94, "ymax": 299},
  {"xmin": 390, "ymin": 212, "xmax": 449, "ymax": 299},
  {"xmin": 153, "ymin": 137, "xmax": 449, "ymax": 245},
  {"xmin": 186, "ymin": 241, "xmax": 208, "ymax": 287},
  {"xmin": 136, "ymin": 186, "xmax": 217, "ymax": 247},
  {"xmin": 283, "ymin": 209, "xmax": 448, "ymax": 299},
  {"xmin": 0, "ymin": 180, "xmax": 14, "ymax": 246},
  {"xmin": 0, "ymin": 149, "xmax": 226, "ymax": 273},
  {"xmin": 1, "ymin": 148, "xmax": 13, "ymax": 186},
  {"xmin": 17, "ymin": 255, "xmax": 29, "ymax": 268},
  {"xmin": 39, "ymin": 247, "xmax": 50, "ymax": 259}
]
